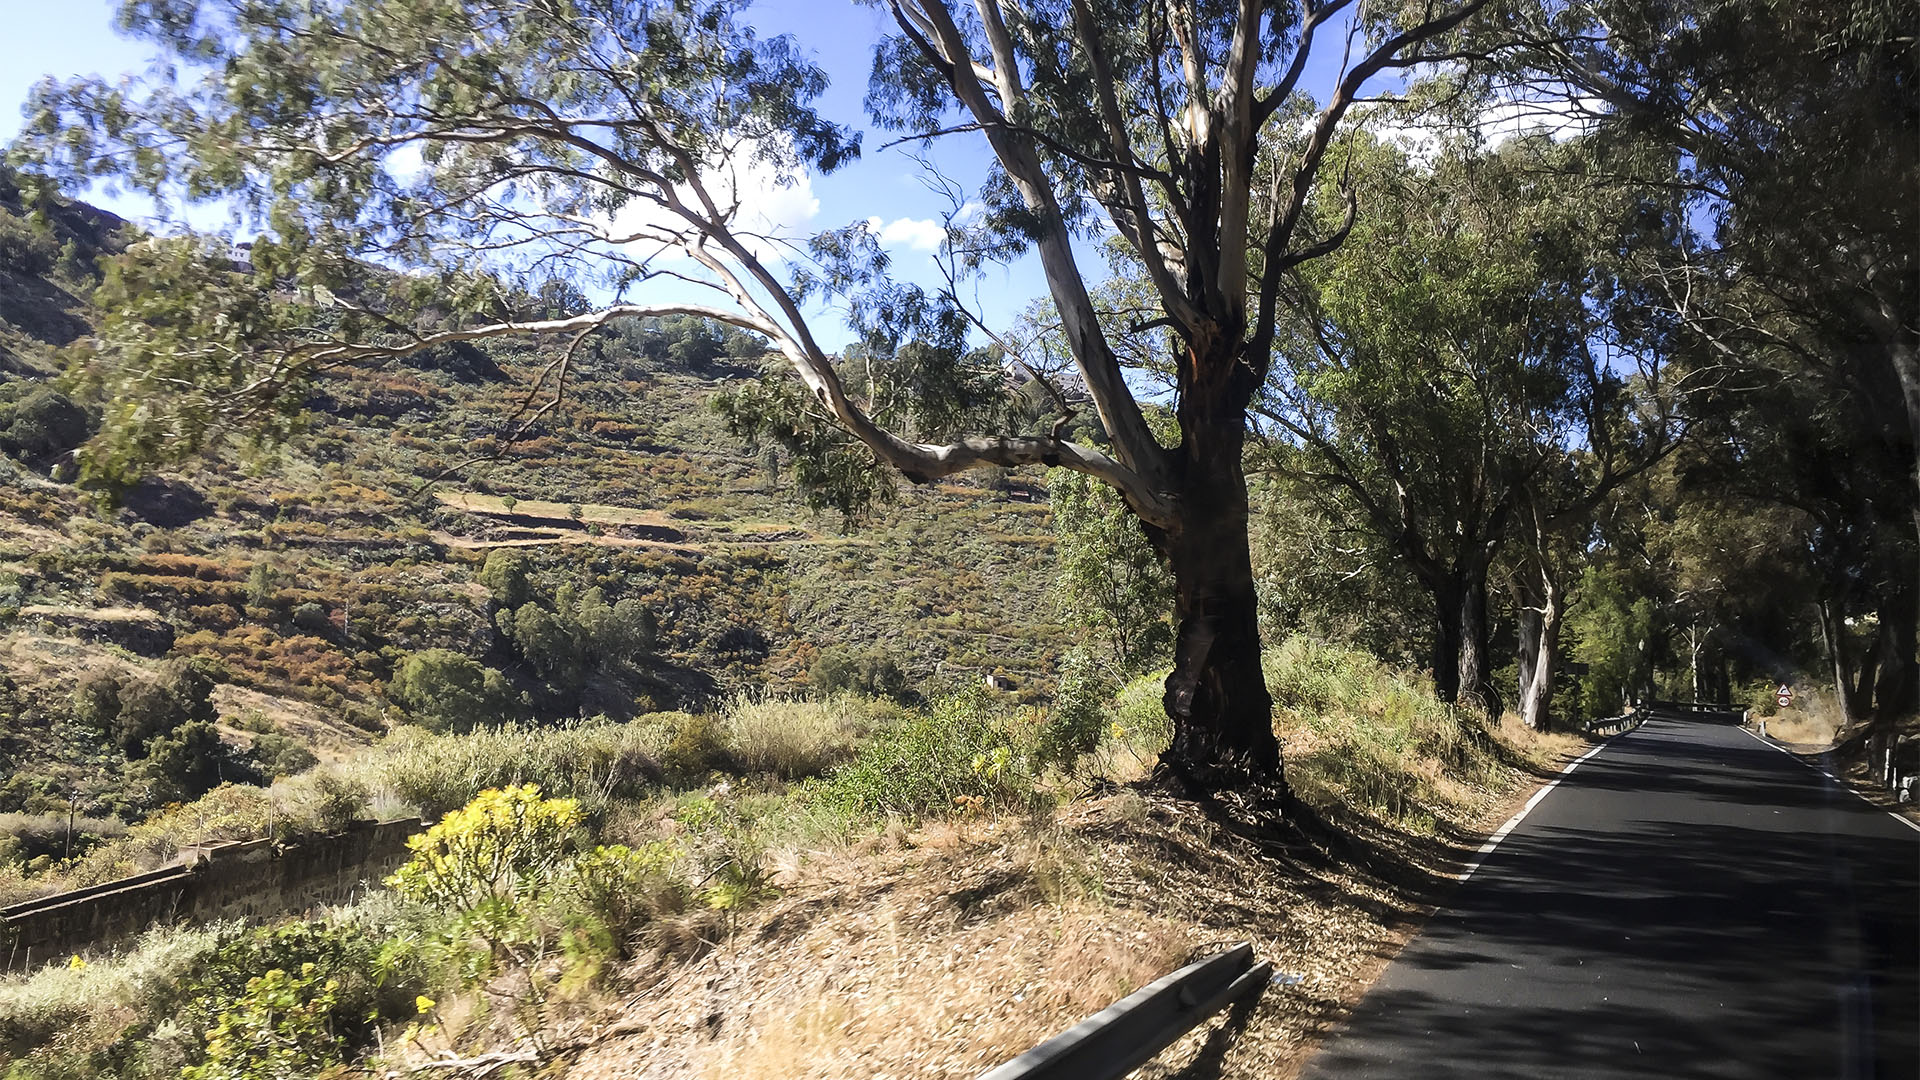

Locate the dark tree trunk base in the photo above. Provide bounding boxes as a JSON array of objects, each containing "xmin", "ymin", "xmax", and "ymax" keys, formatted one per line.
[
  {"xmin": 1152, "ymin": 417, "xmax": 1285, "ymax": 796},
  {"xmin": 1139, "ymin": 762, "xmax": 1295, "ymax": 834}
]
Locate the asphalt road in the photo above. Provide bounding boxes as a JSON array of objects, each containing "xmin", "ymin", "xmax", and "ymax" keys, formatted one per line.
[{"xmin": 1300, "ymin": 716, "xmax": 1920, "ymax": 1080}]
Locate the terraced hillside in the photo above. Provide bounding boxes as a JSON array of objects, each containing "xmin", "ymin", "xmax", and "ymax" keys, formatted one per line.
[{"xmin": 0, "ymin": 176, "xmax": 1065, "ymax": 837}]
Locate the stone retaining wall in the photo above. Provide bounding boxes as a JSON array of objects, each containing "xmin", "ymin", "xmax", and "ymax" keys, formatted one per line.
[{"xmin": 0, "ymin": 818, "xmax": 421, "ymax": 972}]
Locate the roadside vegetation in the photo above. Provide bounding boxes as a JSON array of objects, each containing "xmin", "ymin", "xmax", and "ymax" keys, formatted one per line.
[
  {"xmin": 1, "ymin": 641, "xmax": 1576, "ymax": 1078},
  {"xmin": 0, "ymin": 0, "xmax": 1909, "ymax": 1073}
]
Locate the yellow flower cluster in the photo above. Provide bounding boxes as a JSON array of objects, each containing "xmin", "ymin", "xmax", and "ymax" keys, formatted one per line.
[{"xmin": 385, "ymin": 784, "xmax": 584, "ymax": 912}]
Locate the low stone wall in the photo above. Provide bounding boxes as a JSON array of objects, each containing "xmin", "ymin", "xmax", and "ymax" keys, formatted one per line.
[{"xmin": 1, "ymin": 818, "xmax": 422, "ymax": 972}]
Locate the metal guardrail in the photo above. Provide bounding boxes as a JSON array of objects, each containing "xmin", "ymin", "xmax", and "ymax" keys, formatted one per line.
[
  {"xmin": 1583, "ymin": 701, "xmax": 1746, "ymax": 736},
  {"xmin": 1582, "ymin": 712, "xmax": 1638, "ymax": 736},
  {"xmin": 976, "ymin": 942, "xmax": 1272, "ymax": 1080}
]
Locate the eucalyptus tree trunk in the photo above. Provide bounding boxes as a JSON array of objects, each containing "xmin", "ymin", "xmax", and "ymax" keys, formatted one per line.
[
  {"xmin": 1880, "ymin": 335, "xmax": 1920, "ymax": 559},
  {"xmin": 1515, "ymin": 561, "xmax": 1562, "ymax": 731},
  {"xmin": 1817, "ymin": 599, "xmax": 1871, "ymax": 721},
  {"xmin": 1685, "ymin": 623, "xmax": 1708, "ymax": 702},
  {"xmin": 1155, "ymin": 376, "xmax": 1282, "ymax": 788},
  {"xmin": 1871, "ymin": 578, "xmax": 1918, "ymax": 720},
  {"xmin": 1456, "ymin": 577, "xmax": 1499, "ymax": 715},
  {"xmin": 1430, "ymin": 571, "xmax": 1499, "ymax": 713}
]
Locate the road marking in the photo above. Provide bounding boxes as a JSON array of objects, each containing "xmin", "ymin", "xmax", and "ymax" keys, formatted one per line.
[
  {"xmin": 1738, "ymin": 726, "xmax": 1920, "ymax": 836},
  {"xmin": 1458, "ymin": 733, "xmax": 1622, "ymax": 882}
]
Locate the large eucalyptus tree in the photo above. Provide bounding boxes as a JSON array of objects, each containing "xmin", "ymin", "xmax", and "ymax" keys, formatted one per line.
[
  {"xmin": 1485, "ymin": 0, "xmax": 1920, "ymax": 591},
  {"xmin": 15, "ymin": 0, "xmax": 1498, "ymax": 789},
  {"xmin": 1258, "ymin": 131, "xmax": 1682, "ymax": 720}
]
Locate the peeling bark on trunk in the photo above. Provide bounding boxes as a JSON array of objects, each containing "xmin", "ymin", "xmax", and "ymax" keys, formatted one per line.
[
  {"xmin": 1456, "ymin": 577, "xmax": 1498, "ymax": 715},
  {"xmin": 1428, "ymin": 571, "xmax": 1498, "ymax": 713},
  {"xmin": 1154, "ymin": 410, "xmax": 1283, "ymax": 790},
  {"xmin": 1515, "ymin": 561, "xmax": 1561, "ymax": 731},
  {"xmin": 1685, "ymin": 623, "xmax": 1711, "ymax": 703},
  {"xmin": 1818, "ymin": 599, "xmax": 1870, "ymax": 721}
]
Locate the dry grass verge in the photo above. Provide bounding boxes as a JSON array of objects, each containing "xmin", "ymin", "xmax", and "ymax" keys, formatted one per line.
[
  {"xmin": 1750, "ymin": 689, "xmax": 1846, "ymax": 749},
  {"xmin": 561, "ymin": 782, "xmax": 1545, "ymax": 1080},
  {"xmin": 551, "ymin": 642, "xmax": 1593, "ymax": 1080}
]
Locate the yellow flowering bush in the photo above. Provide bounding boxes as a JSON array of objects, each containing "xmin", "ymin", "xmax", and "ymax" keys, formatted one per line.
[
  {"xmin": 385, "ymin": 784, "xmax": 584, "ymax": 916},
  {"xmin": 183, "ymin": 963, "xmax": 344, "ymax": 1080}
]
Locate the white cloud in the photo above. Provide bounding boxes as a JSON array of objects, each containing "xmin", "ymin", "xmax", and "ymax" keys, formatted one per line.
[
  {"xmin": 865, "ymin": 215, "xmax": 946, "ymax": 252},
  {"xmin": 602, "ymin": 140, "xmax": 821, "ymax": 258},
  {"xmin": 1351, "ymin": 94, "xmax": 1605, "ymax": 167},
  {"xmin": 1473, "ymin": 95, "xmax": 1602, "ymax": 146},
  {"xmin": 729, "ymin": 156, "xmax": 821, "ymax": 237},
  {"xmin": 383, "ymin": 143, "xmax": 426, "ymax": 183}
]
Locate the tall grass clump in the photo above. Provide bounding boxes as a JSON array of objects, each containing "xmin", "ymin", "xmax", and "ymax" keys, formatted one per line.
[
  {"xmin": 1265, "ymin": 636, "xmax": 1505, "ymax": 829},
  {"xmin": 0, "ymin": 921, "xmax": 228, "ymax": 1068},
  {"xmin": 358, "ymin": 719, "xmax": 670, "ymax": 819},
  {"xmin": 722, "ymin": 692, "xmax": 898, "ymax": 779},
  {"xmin": 816, "ymin": 690, "xmax": 1039, "ymax": 818}
]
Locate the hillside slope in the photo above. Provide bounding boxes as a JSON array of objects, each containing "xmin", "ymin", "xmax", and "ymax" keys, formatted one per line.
[{"xmin": 0, "ymin": 182, "xmax": 1065, "ymax": 835}]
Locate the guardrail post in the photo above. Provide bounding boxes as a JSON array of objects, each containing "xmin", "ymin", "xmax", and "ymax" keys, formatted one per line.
[{"xmin": 975, "ymin": 943, "xmax": 1271, "ymax": 1080}]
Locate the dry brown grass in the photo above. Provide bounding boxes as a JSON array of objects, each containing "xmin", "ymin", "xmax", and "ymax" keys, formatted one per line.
[
  {"xmin": 560, "ymin": 787, "xmax": 1466, "ymax": 1080},
  {"xmin": 551, "ymin": 647, "xmax": 1596, "ymax": 1080},
  {"xmin": 436, "ymin": 491, "xmax": 678, "ymax": 527},
  {"xmin": 1756, "ymin": 691, "xmax": 1845, "ymax": 748},
  {"xmin": 1494, "ymin": 712, "xmax": 1591, "ymax": 764},
  {"xmin": 211, "ymin": 683, "xmax": 375, "ymax": 761}
]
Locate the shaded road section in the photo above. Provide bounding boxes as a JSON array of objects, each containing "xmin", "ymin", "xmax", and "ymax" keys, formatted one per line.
[{"xmin": 1301, "ymin": 717, "xmax": 1920, "ymax": 1079}]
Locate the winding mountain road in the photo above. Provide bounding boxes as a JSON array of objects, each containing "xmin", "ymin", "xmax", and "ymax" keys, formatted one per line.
[{"xmin": 1301, "ymin": 714, "xmax": 1920, "ymax": 1080}]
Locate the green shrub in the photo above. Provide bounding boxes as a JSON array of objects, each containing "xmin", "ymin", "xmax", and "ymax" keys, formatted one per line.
[
  {"xmin": 808, "ymin": 646, "xmax": 911, "ymax": 702},
  {"xmin": 290, "ymin": 601, "xmax": 331, "ymax": 634},
  {"xmin": 246, "ymin": 732, "xmax": 320, "ymax": 780},
  {"xmin": 1738, "ymin": 677, "xmax": 1779, "ymax": 718},
  {"xmin": 502, "ymin": 602, "xmax": 579, "ymax": 682},
  {"xmin": 659, "ymin": 712, "xmax": 732, "ymax": 782},
  {"xmin": 386, "ymin": 648, "xmax": 514, "ymax": 733},
  {"xmin": 1033, "ymin": 651, "xmax": 1111, "ymax": 773},
  {"xmin": 171, "ymin": 919, "xmax": 421, "ymax": 1079},
  {"xmin": 816, "ymin": 690, "xmax": 1036, "ymax": 818},
  {"xmin": 119, "ymin": 784, "xmax": 273, "ymax": 870},
  {"xmin": 183, "ymin": 963, "xmax": 345, "ymax": 1080},
  {"xmin": 0, "ymin": 212, "xmax": 55, "ymax": 276},
  {"xmin": 282, "ymin": 771, "xmax": 368, "ymax": 834},
  {"xmin": 0, "ymin": 389, "xmax": 88, "ymax": 464},
  {"xmin": 135, "ymin": 720, "xmax": 229, "ymax": 804},
  {"xmin": 70, "ymin": 672, "xmax": 122, "ymax": 732},
  {"xmin": 387, "ymin": 785, "xmax": 584, "ymax": 918},
  {"xmin": 112, "ymin": 660, "xmax": 218, "ymax": 758},
  {"xmin": 562, "ymin": 841, "xmax": 689, "ymax": 956},
  {"xmin": 478, "ymin": 549, "xmax": 530, "ymax": 610},
  {"xmin": 1110, "ymin": 673, "xmax": 1173, "ymax": 753}
]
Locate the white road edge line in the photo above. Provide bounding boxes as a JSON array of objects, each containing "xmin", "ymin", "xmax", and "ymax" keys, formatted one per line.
[
  {"xmin": 1738, "ymin": 726, "xmax": 1920, "ymax": 836},
  {"xmin": 1457, "ymin": 733, "xmax": 1622, "ymax": 883}
]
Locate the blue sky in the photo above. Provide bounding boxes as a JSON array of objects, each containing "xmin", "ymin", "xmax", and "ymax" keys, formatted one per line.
[
  {"xmin": 0, "ymin": 0, "xmax": 1382, "ymax": 352},
  {"xmin": 0, "ymin": 0, "xmax": 1066, "ymax": 349}
]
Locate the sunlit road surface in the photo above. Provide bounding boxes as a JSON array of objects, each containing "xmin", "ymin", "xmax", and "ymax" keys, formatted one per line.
[{"xmin": 1300, "ymin": 717, "xmax": 1920, "ymax": 1080}]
